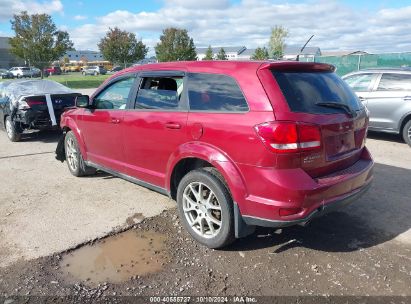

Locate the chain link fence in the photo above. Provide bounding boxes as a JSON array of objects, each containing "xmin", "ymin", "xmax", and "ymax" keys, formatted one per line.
[{"xmin": 300, "ymin": 52, "xmax": 411, "ymax": 76}]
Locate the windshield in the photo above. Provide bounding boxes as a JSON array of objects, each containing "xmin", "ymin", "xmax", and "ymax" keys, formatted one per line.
[{"xmin": 272, "ymin": 71, "xmax": 362, "ymax": 115}]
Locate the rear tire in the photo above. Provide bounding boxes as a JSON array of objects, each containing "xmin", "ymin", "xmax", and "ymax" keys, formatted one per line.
[
  {"xmin": 176, "ymin": 168, "xmax": 235, "ymax": 249},
  {"xmin": 5, "ymin": 116, "xmax": 22, "ymax": 142},
  {"xmin": 64, "ymin": 131, "xmax": 96, "ymax": 176},
  {"xmin": 402, "ymin": 120, "xmax": 411, "ymax": 147}
]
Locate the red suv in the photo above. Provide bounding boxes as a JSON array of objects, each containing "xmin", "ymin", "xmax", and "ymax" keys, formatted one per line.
[{"xmin": 56, "ymin": 61, "xmax": 374, "ymax": 248}]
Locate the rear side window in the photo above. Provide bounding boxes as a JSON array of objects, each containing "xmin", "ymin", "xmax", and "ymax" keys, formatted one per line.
[
  {"xmin": 377, "ymin": 73, "xmax": 411, "ymax": 91},
  {"xmin": 135, "ymin": 76, "xmax": 184, "ymax": 110},
  {"xmin": 273, "ymin": 71, "xmax": 362, "ymax": 114},
  {"xmin": 187, "ymin": 73, "xmax": 248, "ymax": 112},
  {"xmin": 343, "ymin": 73, "xmax": 374, "ymax": 91}
]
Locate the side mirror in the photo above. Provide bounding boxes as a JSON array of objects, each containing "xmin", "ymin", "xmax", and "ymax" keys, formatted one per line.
[{"xmin": 75, "ymin": 95, "xmax": 90, "ymax": 108}]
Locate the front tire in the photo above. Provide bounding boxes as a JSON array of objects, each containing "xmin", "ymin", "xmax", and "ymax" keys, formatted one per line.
[
  {"xmin": 64, "ymin": 131, "xmax": 96, "ymax": 176},
  {"xmin": 176, "ymin": 168, "xmax": 235, "ymax": 249},
  {"xmin": 5, "ymin": 116, "xmax": 22, "ymax": 142},
  {"xmin": 402, "ymin": 120, "xmax": 411, "ymax": 147}
]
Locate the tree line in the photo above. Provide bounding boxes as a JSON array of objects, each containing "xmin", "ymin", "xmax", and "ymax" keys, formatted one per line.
[{"xmin": 9, "ymin": 11, "xmax": 288, "ymax": 76}]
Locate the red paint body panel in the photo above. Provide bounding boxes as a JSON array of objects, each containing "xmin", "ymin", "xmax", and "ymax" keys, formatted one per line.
[{"xmin": 61, "ymin": 60, "xmax": 374, "ymax": 225}]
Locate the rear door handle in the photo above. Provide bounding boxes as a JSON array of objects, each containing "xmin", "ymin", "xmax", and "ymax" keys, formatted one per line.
[
  {"xmin": 165, "ymin": 122, "xmax": 182, "ymax": 129},
  {"xmin": 110, "ymin": 118, "xmax": 121, "ymax": 124},
  {"xmin": 404, "ymin": 96, "xmax": 411, "ymax": 101}
]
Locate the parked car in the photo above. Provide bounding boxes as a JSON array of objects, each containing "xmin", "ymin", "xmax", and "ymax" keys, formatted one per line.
[
  {"xmin": 56, "ymin": 61, "xmax": 374, "ymax": 248},
  {"xmin": 30, "ymin": 67, "xmax": 41, "ymax": 77},
  {"xmin": 0, "ymin": 69, "xmax": 13, "ymax": 79},
  {"xmin": 9, "ymin": 67, "xmax": 31, "ymax": 78},
  {"xmin": 0, "ymin": 79, "xmax": 80, "ymax": 142},
  {"xmin": 342, "ymin": 68, "xmax": 411, "ymax": 147},
  {"xmin": 82, "ymin": 65, "xmax": 106, "ymax": 76},
  {"xmin": 44, "ymin": 66, "xmax": 62, "ymax": 76},
  {"xmin": 107, "ymin": 66, "xmax": 123, "ymax": 74}
]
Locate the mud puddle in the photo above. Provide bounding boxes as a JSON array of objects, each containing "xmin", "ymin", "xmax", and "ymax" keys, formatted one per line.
[{"xmin": 60, "ymin": 230, "xmax": 167, "ymax": 286}]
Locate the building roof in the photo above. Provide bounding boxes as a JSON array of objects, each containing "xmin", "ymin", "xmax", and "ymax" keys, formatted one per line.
[
  {"xmin": 0, "ymin": 37, "xmax": 11, "ymax": 49},
  {"xmin": 284, "ymin": 45, "xmax": 321, "ymax": 56},
  {"xmin": 64, "ymin": 50, "xmax": 104, "ymax": 61},
  {"xmin": 321, "ymin": 50, "xmax": 369, "ymax": 56},
  {"xmin": 196, "ymin": 46, "xmax": 246, "ymax": 54}
]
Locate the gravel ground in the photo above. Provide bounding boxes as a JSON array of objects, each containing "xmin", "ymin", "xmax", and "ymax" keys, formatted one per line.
[{"xmin": 0, "ymin": 127, "xmax": 410, "ymax": 302}]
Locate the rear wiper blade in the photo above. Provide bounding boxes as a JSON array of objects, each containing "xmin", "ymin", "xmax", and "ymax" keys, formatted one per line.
[{"xmin": 315, "ymin": 102, "xmax": 357, "ymax": 117}]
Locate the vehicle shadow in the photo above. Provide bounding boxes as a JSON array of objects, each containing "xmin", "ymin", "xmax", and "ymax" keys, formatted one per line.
[
  {"xmin": 20, "ymin": 130, "xmax": 61, "ymax": 143},
  {"xmin": 226, "ymin": 163, "xmax": 411, "ymax": 253},
  {"xmin": 367, "ymin": 131, "xmax": 404, "ymax": 144}
]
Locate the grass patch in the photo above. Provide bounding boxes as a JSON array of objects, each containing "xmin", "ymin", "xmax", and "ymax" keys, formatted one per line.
[
  {"xmin": 0, "ymin": 72, "xmax": 110, "ymax": 89},
  {"xmin": 48, "ymin": 73, "xmax": 110, "ymax": 89}
]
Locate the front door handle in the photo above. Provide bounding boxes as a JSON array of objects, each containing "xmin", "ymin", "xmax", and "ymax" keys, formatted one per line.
[
  {"xmin": 165, "ymin": 122, "xmax": 182, "ymax": 129},
  {"xmin": 110, "ymin": 118, "xmax": 121, "ymax": 124},
  {"xmin": 404, "ymin": 96, "xmax": 411, "ymax": 101}
]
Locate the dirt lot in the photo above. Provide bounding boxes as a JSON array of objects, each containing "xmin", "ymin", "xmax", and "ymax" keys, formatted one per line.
[{"xmin": 0, "ymin": 129, "xmax": 410, "ymax": 303}]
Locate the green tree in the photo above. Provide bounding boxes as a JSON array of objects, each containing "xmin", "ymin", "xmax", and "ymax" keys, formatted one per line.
[
  {"xmin": 98, "ymin": 27, "xmax": 148, "ymax": 67},
  {"xmin": 216, "ymin": 48, "xmax": 227, "ymax": 60},
  {"xmin": 203, "ymin": 45, "xmax": 213, "ymax": 60},
  {"xmin": 155, "ymin": 27, "xmax": 197, "ymax": 62},
  {"xmin": 269, "ymin": 25, "xmax": 288, "ymax": 59},
  {"xmin": 251, "ymin": 47, "xmax": 270, "ymax": 60},
  {"xmin": 9, "ymin": 11, "xmax": 73, "ymax": 77}
]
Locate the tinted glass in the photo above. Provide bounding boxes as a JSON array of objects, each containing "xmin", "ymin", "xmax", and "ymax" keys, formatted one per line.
[
  {"xmin": 94, "ymin": 77, "xmax": 135, "ymax": 110},
  {"xmin": 377, "ymin": 73, "xmax": 411, "ymax": 91},
  {"xmin": 344, "ymin": 73, "xmax": 374, "ymax": 91},
  {"xmin": 273, "ymin": 71, "xmax": 362, "ymax": 114},
  {"xmin": 22, "ymin": 67, "xmax": 30, "ymax": 71},
  {"xmin": 135, "ymin": 77, "xmax": 184, "ymax": 110},
  {"xmin": 187, "ymin": 73, "xmax": 248, "ymax": 112}
]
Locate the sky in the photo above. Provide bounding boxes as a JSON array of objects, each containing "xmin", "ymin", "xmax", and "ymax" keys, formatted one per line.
[{"xmin": 1, "ymin": 0, "xmax": 411, "ymax": 55}]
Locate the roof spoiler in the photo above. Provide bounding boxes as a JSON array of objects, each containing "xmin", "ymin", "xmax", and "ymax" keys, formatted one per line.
[{"xmin": 259, "ymin": 61, "xmax": 335, "ymax": 72}]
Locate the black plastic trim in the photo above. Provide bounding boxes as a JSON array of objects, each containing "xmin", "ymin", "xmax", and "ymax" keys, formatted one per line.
[{"xmin": 85, "ymin": 161, "xmax": 170, "ymax": 196}]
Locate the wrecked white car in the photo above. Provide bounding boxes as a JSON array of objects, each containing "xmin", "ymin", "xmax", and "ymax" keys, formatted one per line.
[{"xmin": 0, "ymin": 80, "xmax": 80, "ymax": 142}]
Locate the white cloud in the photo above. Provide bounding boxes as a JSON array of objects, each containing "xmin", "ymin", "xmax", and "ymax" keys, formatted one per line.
[
  {"xmin": 0, "ymin": 0, "xmax": 63, "ymax": 22},
  {"xmin": 68, "ymin": 1, "xmax": 411, "ymax": 54},
  {"xmin": 74, "ymin": 15, "xmax": 87, "ymax": 21}
]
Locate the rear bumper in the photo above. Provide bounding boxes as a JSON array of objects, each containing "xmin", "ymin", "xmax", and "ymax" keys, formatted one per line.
[
  {"xmin": 15, "ymin": 109, "xmax": 62, "ymax": 130},
  {"xmin": 235, "ymin": 147, "xmax": 374, "ymax": 226},
  {"xmin": 241, "ymin": 181, "xmax": 371, "ymax": 228}
]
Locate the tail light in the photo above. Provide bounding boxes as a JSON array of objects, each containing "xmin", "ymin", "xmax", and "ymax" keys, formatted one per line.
[
  {"xmin": 255, "ymin": 121, "xmax": 321, "ymax": 153},
  {"xmin": 18, "ymin": 98, "xmax": 46, "ymax": 110}
]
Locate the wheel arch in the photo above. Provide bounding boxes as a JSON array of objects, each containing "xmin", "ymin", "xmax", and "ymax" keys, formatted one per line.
[
  {"xmin": 166, "ymin": 143, "xmax": 248, "ymax": 205},
  {"xmin": 399, "ymin": 112, "xmax": 411, "ymax": 134},
  {"xmin": 61, "ymin": 117, "xmax": 88, "ymax": 159}
]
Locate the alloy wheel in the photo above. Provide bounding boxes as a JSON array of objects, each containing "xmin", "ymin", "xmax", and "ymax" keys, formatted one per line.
[
  {"xmin": 66, "ymin": 137, "xmax": 78, "ymax": 171},
  {"xmin": 5, "ymin": 119, "xmax": 13, "ymax": 139},
  {"xmin": 182, "ymin": 182, "xmax": 222, "ymax": 238}
]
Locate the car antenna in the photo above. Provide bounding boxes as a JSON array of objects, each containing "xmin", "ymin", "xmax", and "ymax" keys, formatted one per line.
[{"xmin": 296, "ymin": 35, "xmax": 314, "ymax": 61}]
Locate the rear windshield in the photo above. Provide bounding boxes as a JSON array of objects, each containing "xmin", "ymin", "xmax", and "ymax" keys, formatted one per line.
[
  {"xmin": 272, "ymin": 71, "xmax": 362, "ymax": 114},
  {"xmin": 22, "ymin": 67, "xmax": 30, "ymax": 71}
]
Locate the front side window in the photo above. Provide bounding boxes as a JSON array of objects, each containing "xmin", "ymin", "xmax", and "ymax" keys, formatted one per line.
[
  {"xmin": 187, "ymin": 73, "xmax": 248, "ymax": 112},
  {"xmin": 343, "ymin": 73, "xmax": 374, "ymax": 91},
  {"xmin": 93, "ymin": 77, "xmax": 135, "ymax": 110},
  {"xmin": 135, "ymin": 76, "xmax": 184, "ymax": 110},
  {"xmin": 377, "ymin": 73, "xmax": 411, "ymax": 91}
]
